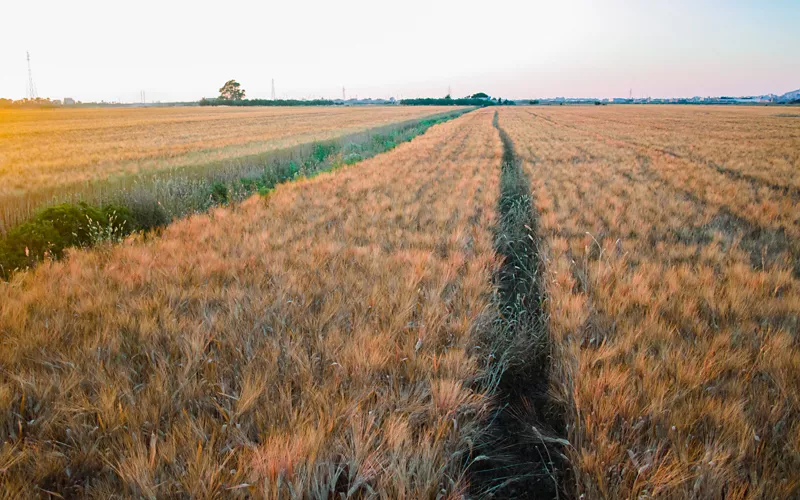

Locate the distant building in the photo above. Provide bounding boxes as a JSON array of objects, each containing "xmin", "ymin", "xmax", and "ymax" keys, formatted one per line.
[
  {"xmin": 52, "ymin": 99, "xmax": 62, "ymax": 105},
  {"xmin": 64, "ymin": 97, "xmax": 75, "ymax": 105}
]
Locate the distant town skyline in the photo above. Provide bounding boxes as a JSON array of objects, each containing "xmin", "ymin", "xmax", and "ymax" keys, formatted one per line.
[{"xmin": 1, "ymin": 0, "xmax": 798, "ymax": 103}]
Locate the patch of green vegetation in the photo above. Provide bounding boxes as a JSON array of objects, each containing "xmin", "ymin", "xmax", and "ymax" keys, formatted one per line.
[
  {"xmin": 0, "ymin": 203, "xmax": 136, "ymax": 278},
  {"xmin": 210, "ymin": 182, "xmax": 229, "ymax": 204}
]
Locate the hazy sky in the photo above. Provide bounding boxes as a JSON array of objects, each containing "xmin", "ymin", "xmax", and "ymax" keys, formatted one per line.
[{"xmin": 1, "ymin": 0, "xmax": 798, "ymax": 102}]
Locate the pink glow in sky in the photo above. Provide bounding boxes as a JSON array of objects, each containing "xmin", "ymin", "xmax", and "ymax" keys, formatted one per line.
[{"xmin": 1, "ymin": 0, "xmax": 797, "ymax": 102}]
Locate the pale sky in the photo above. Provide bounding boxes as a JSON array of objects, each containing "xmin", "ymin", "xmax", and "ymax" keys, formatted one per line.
[{"xmin": 1, "ymin": 0, "xmax": 798, "ymax": 102}]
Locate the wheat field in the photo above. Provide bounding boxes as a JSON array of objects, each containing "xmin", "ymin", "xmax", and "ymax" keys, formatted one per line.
[
  {"xmin": 0, "ymin": 108, "xmax": 503, "ymax": 497},
  {"xmin": 497, "ymin": 105, "xmax": 800, "ymax": 498}
]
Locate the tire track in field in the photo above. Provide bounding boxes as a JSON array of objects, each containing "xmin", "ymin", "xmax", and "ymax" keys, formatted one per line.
[{"xmin": 469, "ymin": 111, "xmax": 570, "ymax": 499}]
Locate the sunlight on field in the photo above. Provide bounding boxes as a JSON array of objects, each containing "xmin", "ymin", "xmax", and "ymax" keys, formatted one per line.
[
  {"xmin": 0, "ymin": 109, "xmax": 503, "ymax": 496},
  {"xmin": 0, "ymin": 106, "xmax": 454, "ymax": 197},
  {"xmin": 1, "ymin": 104, "xmax": 798, "ymax": 497},
  {"xmin": 498, "ymin": 105, "xmax": 800, "ymax": 498}
]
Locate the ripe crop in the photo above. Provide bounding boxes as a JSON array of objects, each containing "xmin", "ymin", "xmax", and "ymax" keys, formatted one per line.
[
  {"xmin": 0, "ymin": 109, "xmax": 503, "ymax": 497},
  {"xmin": 0, "ymin": 106, "xmax": 458, "ymax": 232},
  {"xmin": 498, "ymin": 105, "xmax": 800, "ymax": 498}
]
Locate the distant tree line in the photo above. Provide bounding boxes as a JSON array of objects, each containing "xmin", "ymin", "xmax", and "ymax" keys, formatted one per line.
[
  {"xmin": 200, "ymin": 98, "xmax": 337, "ymax": 107},
  {"xmin": 0, "ymin": 98, "xmax": 62, "ymax": 109}
]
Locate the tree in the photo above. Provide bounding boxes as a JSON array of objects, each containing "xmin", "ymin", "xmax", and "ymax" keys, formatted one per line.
[
  {"xmin": 470, "ymin": 92, "xmax": 489, "ymax": 99},
  {"xmin": 219, "ymin": 80, "xmax": 245, "ymax": 100}
]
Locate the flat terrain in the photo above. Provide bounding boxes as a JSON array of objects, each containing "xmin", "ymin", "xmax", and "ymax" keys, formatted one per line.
[
  {"xmin": 1, "ymin": 105, "xmax": 798, "ymax": 498},
  {"xmin": 0, "ymin": 109, "xmax": 502, "ymax": 497},
  {"xmin": 498, "ymin": 105, "xmax": 800, "ymax": 498},
  {"xmin": 0, "ymin": 106, "xmax": 457, "ymax": 232},
  {"xmin": 0, "ymin": 106, "xmax": 452, "ymax": 197}
]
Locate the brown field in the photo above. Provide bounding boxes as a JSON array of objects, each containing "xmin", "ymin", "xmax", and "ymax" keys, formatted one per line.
[
  {"xmin": 0, "ymin": 109, "xmax": 503, "ymax": 497},
  {"xmin": 497, "ymin": 105, "xmax": 800, "ymax": 498}
]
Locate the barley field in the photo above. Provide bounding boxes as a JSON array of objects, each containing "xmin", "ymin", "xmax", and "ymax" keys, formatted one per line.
[
  {"xmin": 1, "ymin": 104, "xmax": 799, "ymax": 499},
  {"xmin": 0, "ymin": 106, "xmax": 456, "ymax": 231},
  {"xmin": 497, "ymin": 105, "xmax": 800, "ymax": 498},
  {"xmin": 0, "ymin": 109, "xmax": 505, "ymax": 497}
]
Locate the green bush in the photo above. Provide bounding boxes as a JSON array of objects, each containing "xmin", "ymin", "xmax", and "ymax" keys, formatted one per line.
[
  {"xmin": 0, "ymin": 202, "xmax": 135, "ymax": 278},
  {"xmin": 210, "ymin": 182, "xmax": 229, "ymax": 204},
  {"xmin": 311, "ymin": 143, "xmax": 338, "ymax": 164},
  {"xmin": 344, "ymin": 153, "xmax": 363, "ymax": 165}
]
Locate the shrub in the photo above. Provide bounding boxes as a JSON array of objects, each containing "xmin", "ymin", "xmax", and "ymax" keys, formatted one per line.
[
  {"xmin": 126, "ymin": 194, "xmax": 170, "ymax": 231},
  {"xmin": 0, "ymin": 202, "xmax": 135, "ymax": 278},
  {"xmin": 210, "ymin": 182, "xmax": 229, "ymax": 204},
  {"xmin": 311, "ymin": 143, "xmax": 338, "ymax": 164}
]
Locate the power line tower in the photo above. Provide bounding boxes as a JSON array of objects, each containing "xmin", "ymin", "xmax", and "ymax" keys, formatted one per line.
[
  {"xmin": 26, "ymin": 51, "xmax": 38, "ymax": 99},
  {"xmin": 447, "ymin": 85, "xmax": 452, "ymax": 97},
  {"xmin": 629, "ymin": 88, "xmax": 633, "ymax": 101},
  {"xmin": 271, "ymin": 79, "xmax": 276, "ymax": 100},
  {"xmin": 342, "ymin": 86, "xmax": 346, "ymax": 100}
]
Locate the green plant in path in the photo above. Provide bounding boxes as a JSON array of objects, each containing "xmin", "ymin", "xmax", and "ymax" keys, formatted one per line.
[{"xmin": 210, "ymin": 182, "xmax": 229, "ymax": 204}]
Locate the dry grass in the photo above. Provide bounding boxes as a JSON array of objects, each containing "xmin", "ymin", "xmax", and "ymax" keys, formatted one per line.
[
  {"xmin": 0, "ymin": 109, "xmax": 504, "ymax": 497},
  {"xmin": 498, "ymin": 105, "xmax": 800, "ymax": 498}
]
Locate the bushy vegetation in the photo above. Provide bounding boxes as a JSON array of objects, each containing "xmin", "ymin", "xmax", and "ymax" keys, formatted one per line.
[
  {"xmin": 401, "ymin": 97, "xmax": 491, "ymax": 106},
  {"xmin": 0, "ymin": 203, "xmax": 137, "ymax": 278},
  {"xmin": 401, "ymin": 96, "xmax": 516, "ymax": 106}
]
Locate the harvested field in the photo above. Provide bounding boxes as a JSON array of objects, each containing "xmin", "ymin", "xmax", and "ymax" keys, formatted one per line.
[
  {"xmin": 0, "ymin": 109, "xmax": 505, "ymax": 497},
  {"xmin": 497, "ymin": 105, "xmax": 800, "ymax": 498}
]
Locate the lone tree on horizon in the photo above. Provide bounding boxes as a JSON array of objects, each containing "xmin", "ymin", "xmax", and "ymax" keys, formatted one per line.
[{"xmin": 219, "ymin": 80, "xmax": 245, "ymax": 100}]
